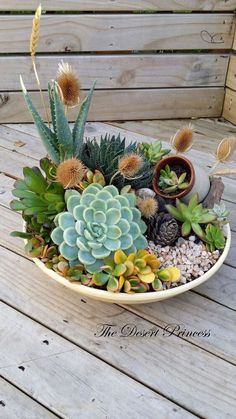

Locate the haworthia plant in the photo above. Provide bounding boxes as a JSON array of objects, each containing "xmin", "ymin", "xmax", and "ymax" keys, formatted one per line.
[{"xmin": 20, "ymin": 76, "xmax": 96, "ymax": 164}]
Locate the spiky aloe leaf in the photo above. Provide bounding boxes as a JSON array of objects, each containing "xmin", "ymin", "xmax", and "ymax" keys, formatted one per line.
[
  {"xmin": 48, "ymin": 83, "xmax": 57, "ymax": 138},
  {"xmin": 53, "ymin": 82, "xmax": 73, "ymax": 161},
  {"xmin": 20, "ymin": 76, "xmax": 60, "ymax": 164},
  {"xmin": 73, "ymin": 81, "xmax": 96, "ymax": 157}
]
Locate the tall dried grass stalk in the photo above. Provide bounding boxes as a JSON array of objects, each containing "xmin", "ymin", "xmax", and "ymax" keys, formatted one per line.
[{"xmin": 30, "ymin": 4, "xmax": 50, "ymax": 127}]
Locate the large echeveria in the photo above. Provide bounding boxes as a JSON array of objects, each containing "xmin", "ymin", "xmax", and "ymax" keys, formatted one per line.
[{"xmin": 51, "ymin": 184, "xmax": 147, "ymax": 273}]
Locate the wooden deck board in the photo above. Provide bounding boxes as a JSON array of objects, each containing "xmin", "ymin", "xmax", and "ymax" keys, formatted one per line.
[
  {"xmin": 0, "ymin": 119, "xmax": 236, "ymax": 418},
  {"xmin": 0, "ymin": 378, "xmax": 57, "ymax": 419}
]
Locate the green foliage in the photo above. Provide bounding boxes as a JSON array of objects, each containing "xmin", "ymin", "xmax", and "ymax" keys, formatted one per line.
[
  {"xmin": 209, "ymin": 203, "xmax": 230, "ymax": 227},
  {"xmin": 10, "ymin": 158, "xmax": 65, "ymax": 226},
  {"xmin": 21, "ymin": 77, "xmax": 95, "ymax": 164},
  {"xmin": 166, "ymin": 194, "xmax": 216, "ymax": 240},
  {"xmin": 80, "ymin": 134, "xmax": 153, "ymax": 190},
  {"xmin": 205, "ymin": 224, "xmax": 225, "ymax": 252},
  {"xmin": 51, "ymin": 184, "xmax": 148, "ymax": 273},
  {"xmin": 158, "ymin": 164, "xmax": 189, "ymax": 193},
  {"xmin": 139, "ymin": 141, "xmax": 170, "ymax": 165}
]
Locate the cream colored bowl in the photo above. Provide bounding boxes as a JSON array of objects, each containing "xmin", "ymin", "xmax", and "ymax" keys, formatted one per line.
[{"xmin": 31, "ymin": 224, "xmax": 231, "ymax": 304}]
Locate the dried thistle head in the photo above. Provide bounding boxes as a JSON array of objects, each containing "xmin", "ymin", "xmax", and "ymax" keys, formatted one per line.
[
  {"xmin": 171, "ymin": 125, "xmax": 194, "ymax": 154},
  {"xmin": 118, "ymin": 154, "xmax": 143, "ymax": 178},
  {"xmin": 56, "ymin": 61, "xmax": 81, "ymax": 107},
  {"xmin": 215, "ymin": 137, "xmax": 236, "ymax": 164},
  {"xmin": 30, "ymin": 4, "xmax": 42, "ymax": 57},
  {"xmin": 56, "ymin": 158, "xmax": 86, "ymax": 189},
  {"xmin": 137, "ymin": 197, "xmax": 158, "ymax": 219}
]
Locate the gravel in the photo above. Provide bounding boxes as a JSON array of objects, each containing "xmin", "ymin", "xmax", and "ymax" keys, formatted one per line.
[{"xmin": 148, "ymin": 236, "xmax": 220, "ymax": 289}]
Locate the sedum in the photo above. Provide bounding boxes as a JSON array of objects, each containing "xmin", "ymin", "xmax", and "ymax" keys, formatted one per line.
[{"xmin": 51, "ymin": 184, "xmax": 148, "ymax": 273}]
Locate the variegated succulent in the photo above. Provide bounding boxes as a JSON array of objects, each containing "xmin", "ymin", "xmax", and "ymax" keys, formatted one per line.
[
  {"xmin": 51, "ymin": 184, "xmax": 148, "ymax": 273},
  {"xmin": 92, "ymin": 249, "xmax": 181, "ymax": 293}
]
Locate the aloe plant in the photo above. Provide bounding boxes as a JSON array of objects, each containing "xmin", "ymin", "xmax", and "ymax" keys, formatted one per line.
[
  {"xmin": 166, "ymin": 194, "xmax": 216, "ymax": 239},
  {"xmin": 20, "ymin": 76, "xmax": 96, "ymax": 165}
]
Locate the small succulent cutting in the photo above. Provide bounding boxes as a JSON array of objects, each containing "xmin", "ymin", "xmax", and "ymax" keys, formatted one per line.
[
  {"xmin": 209, "ymin": 203, "xmax": 230, "ymax": 227},
  {"xmin": 51, "ymin": 184, "xmax": 148, "ymax": 273},
  {"xmin": 139, "ymin": 141, "xmax": 170, "ymax": 165},
  {"xmin": 158, "ymin": 164, "xmax": 189, "ymax": 193},
  {"xmin": 166, "ymin": 194, "xmax": 216, "ymax": 239},
  {"xmin": 205, "ymin": 224, "xmax": 225, "ymax": 252},
  {"xmin": 10, "ymin": 158, "xmax": 65, "ymax": 226}
]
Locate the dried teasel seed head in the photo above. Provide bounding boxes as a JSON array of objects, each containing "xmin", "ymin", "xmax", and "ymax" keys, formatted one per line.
[
  {"xmin": 171, "ymin": 125, "xmax": 194, "ymax": 154},
  {"xmin": 215, "ymin": 137, "xmax": 236, "ymax": 164},
  {"xmin": 30, "ymin": 4, "xmax": 42, "ymax": 57},
  {"xmin": 137, "ymin": 197, "xmax": 158, "ymax": 219},
  {"xmin": 56, "ymin": 61, "xmax": 81, "ymax": 107},
  {"xmin": 56, "ymin": 158, "xmax": 86, "ymax": 189},
  {"xmin": 118, "ymin": 154, "xmax": 143, "ymax": 178}
]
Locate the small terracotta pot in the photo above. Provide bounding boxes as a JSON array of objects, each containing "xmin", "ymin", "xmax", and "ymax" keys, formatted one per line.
[{"xmin": 153, "ymin": 155, "xmax": 195, "ymax": 200}]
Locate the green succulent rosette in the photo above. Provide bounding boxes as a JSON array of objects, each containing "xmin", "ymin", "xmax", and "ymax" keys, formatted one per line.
[{"xmin": 51, "ymin": 184, "xmax": 148, "ymax": 273}]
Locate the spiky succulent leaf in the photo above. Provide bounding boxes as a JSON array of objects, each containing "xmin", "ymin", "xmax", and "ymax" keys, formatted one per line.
[
  {"xmin": 73, "ymin": 81, "xmax": 96, "ymax": 157},
  {"xmin": 52, "ymin": 82, "xmax": 73, "ymax": 160},
  {"xmin": 20, "ymin": 77, "xmax": 60, "ymax": 164}
]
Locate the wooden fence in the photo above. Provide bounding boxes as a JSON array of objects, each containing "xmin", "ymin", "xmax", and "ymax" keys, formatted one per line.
[{"xmin": 0, "ymin": 1, "xmax": 235, "ymax": 123}]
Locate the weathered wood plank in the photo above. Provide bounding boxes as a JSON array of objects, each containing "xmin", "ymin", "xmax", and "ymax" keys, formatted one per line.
[
  {"xmin": 0, "ymin": 0, "xmax": 235, "ymax": 11},
  {"xmin": 0, "ymin": 302, "xmax": 196, "ymax": 419},
  {"xmin": 0, "ymin": 378, "xmax": 57, "ymax": 419},
  {"xmin": 0, "ymin": 88, "xmax": 224, "ymax": 123},
  {"xmin": 0, "ymin": 54, "xmax": 229, "ymax": 91},
  {"xmin": 194, "ymin": 264, "xmax": 236, "ymax": 310},
  {"xmin": 0, "ymin": 201, "xmax": 236, "ymax": 358},
  {"xmin": 223, "ymin": 87, "xmax": 236, "ymax": 125},
  {"xmin": 226, "ymin": 55, "xmax": 236, "ymax": 91},
  {"xmin": 109, "ymin": 118, "xmax": 236, "ymax": 155},
  {"xmin": 0, "ymin": 252, "xmax": 236, "ymax": 418},
  {"xmin": 0, "ymin": 14, "xmax": 234, "ymax": 53}
]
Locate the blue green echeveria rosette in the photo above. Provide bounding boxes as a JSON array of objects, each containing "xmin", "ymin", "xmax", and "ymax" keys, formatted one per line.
[{"xmin": 51, "ymin": 183, "xmax": 148, "ymax": 273}]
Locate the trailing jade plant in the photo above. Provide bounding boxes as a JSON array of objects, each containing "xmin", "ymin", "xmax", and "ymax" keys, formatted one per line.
[
  {"xmin": 158, "ymin": 164, "xmax": 189, "ymax": 193},
  {"xmin": 20, "ymin": 77, "xmax": 96, "ymax": 165},
  {"xmin": 92, "ymin": 249, "xmax": 181, "ymax": 293},
  {"xmin": 166, "ymin": 194, "xmax": 216, "ymax": 239},
  {"xmin": 51, "ymin": 184, "xmax": 148, "ymax": 273}
]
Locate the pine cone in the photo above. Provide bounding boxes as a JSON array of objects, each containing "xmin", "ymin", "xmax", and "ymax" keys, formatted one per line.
[{"xmin": 146, "ymin": 212, "xmax": 180, "ymax": 246}]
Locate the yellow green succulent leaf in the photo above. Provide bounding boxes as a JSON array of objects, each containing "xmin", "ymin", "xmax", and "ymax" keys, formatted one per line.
[
  {"xmin": 114, "ymin": 249, "xmax": 127, "ymax": 264},
  {"xmin": 165, "ymin": 267, "xmax": 181, "ymax": 283},
  {"xmin": 113, "ymin": 263, "xmax": 127, "ymax": 277},
  {"xmin": 138, "ymin": 272, "xmax": 155, "ymax": 283},
  {"xmin": 118, "ymin": 275, "xmax": 125, "ymax": 291},
  {"xmin": 107, "ymin": 276, "xmax": 119, "ymax": 292},
  {"xmin": 124, "ymin": 260, "xmax": 135, "ymax": 277},
  {"xmin": 157, "ymin": 269, "xmax": 171, "ymax": 281},
  {"xmin": 152, "ymin": 278, "xmax": 163, "ymax": 291},
  {"xmin": 93, "ymin": 272, "xmax": 110, "ymax": 286},
  {"xmin": 124, "ymin": 280, "xmax": 132, "ymax": 293}
]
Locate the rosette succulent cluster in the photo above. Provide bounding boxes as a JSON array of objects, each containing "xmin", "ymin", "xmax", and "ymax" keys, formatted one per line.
[{"xmin": 51, "ymin": 184, "xmax": 148, "ymax": 273}]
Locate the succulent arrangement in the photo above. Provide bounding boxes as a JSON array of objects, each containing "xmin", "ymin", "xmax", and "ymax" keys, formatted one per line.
[{"xmin": 9, "ymin": 6, "xmax": 232, "ymax": 298}]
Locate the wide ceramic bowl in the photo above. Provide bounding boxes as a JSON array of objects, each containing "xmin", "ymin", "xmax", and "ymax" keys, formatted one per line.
[{"xmin": 31, "ymin": 224, "xmax": 231, "ymax": 304}]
